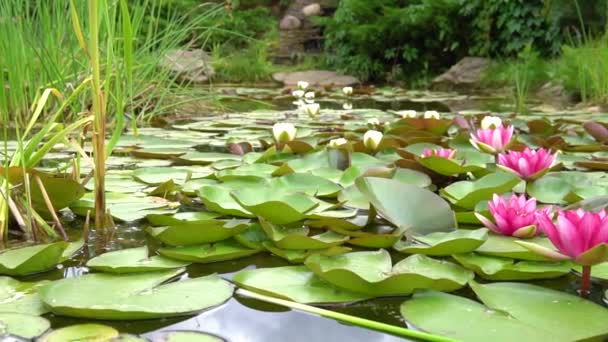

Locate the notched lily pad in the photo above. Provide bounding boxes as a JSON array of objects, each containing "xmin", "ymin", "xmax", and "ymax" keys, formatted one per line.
[
  {"xmin": 260, "ymin": 219, "xmax": 348, "ymax": 250},
  {"xmin": 440, "ymin": 172, "xmax": 521, "ymax": 209},
  {"xmin": 146, "ymin": 219, "xmax": 251, "ymax": 246},
  {"xmin": 86, "ymin": 247, "xmax": 190, "ymax": 273},
  {"xmin": 263, "ymin": 242, "xmax": 351, "ymax": 263},
  {"xmin": 0, "ymin": 312, "xmax": 50, "ymax": 339},
  {"xmin": 0, "ymin": 277, "xmax": 50, "ymax": 315},
  {"xmin": 233, "ymin": 266, "xmax": 370, "ymax": 304},
  {"xmin": 39, "ymin": 269, "xmax": 233, "ymax": 320},
  {"xmin": 453, "ymin": 253, "xmax": 571, "ymax": 280},
  {"xmin": 231, "ymin": 189, "xmax": 318, "ymax": 225},
  {"xmin": 475, "ymin": 235, "xmax": 554, "ymax": 261},
  {"xmin": 305, "ymin": 250, "xmax": 473, "ymax": 296},
  {"xmin": 0, "ymin": 242, "xmax": 69, "ymax": 276},
  {"xmin": 394, "ymin": 228, "xmax": 488, "ymax": 256},
  {"xmin": 158, "ymin": 239, "xmax": 261, "ymax": 263}
]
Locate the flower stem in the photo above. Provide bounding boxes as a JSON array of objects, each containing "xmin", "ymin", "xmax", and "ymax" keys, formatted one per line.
[{"xmin": 580, "ymin": 265, "xmax": 592, "ymax": 298}]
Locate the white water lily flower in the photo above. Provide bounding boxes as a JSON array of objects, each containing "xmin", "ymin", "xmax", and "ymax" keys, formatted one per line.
[
  {"xmin": 343, "ymin": 102, "xmax": 353, "ymax": 110},
  {"xmin": 423, "ymin": 110, "xmax": 440, "ymax": 119},
  {"xmin": 304, "ymin": 91, "xmax": 315, "ymax": 99},
  {"xmin": 342, "ymin": 87, "xmax": 353, "ymax": 95},
  {"xmin": 297, "ymin": 81, "xmax": 309, "ymax": 90},
  {"xmin": 328, "ymin": 138, "xmax": 348, "ymax": 147},
  {"xmin": 303, "ymin": 103, "xmax": 321, "ymax": 117},
  {"xmin": 272, "ymin": 123, "xmax": 297, "ymax": 143},
  {"xmin": 399, "ymin": 110, "xmax": 417, "ymax": 118},
  {"xmin": 367, "ymin": 118, "xmax": 380, "ymax": 126},
  {"xmin": 481, "ymin": 115, "xmax": 503, "ymax": 129},
  {"xmin": 292, "ymin": 90, "xmax": 305, "ymax": 98},
  {"xmin": 293, "ymin": 99, "xmax": 305, "ymax": 108},
  {"xmin": 363, "ymin": 130, "xmax": 383, "ymax": 150}
]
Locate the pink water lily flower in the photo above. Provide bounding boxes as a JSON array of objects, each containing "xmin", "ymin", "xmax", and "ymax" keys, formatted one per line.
[
  {"xmin": 532, "ymin": 209, "xmax": 608, "ymax": 265},
  {"xmin": 475, "ymin": 194, "xmax": 542, "ymax": 238},
  {"xmin": 421, "ymin": 148, "xmax": 457, "ymax": 159},
  {"xmin": 517, "ymin": 208, "xmax": 608, "ymax": 296},
  {"xmin": 497, "ymin": 147, "xmax": 556, "ymax": 181},
  {"xmin": 469, "ymin": 125, "xmax": 514, "ymax": 154}
]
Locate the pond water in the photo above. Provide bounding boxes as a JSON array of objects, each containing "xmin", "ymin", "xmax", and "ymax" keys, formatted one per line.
[{"xmin": 5, "ymin": 86, "xmax": 608, "ymax": 341}]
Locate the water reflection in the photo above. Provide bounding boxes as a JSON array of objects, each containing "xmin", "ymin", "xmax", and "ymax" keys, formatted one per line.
[{"xmin": 144, "ymin": 298, "xmax": 412, "ymax": 342}]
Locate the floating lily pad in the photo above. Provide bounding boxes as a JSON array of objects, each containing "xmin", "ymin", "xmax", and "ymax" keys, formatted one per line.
[
  {"xmin": 526, "ymin": 171, "xmax": 608, "ymax": 204},
  {"xmin": 0, "ymin": 312, "xmax": 50, "ymax": 339},
  {"xmin": 174, "ymin": 152, "xmax": 241, "ymax": 165},
  {"xmin": 329, "ymin": 225, "xmax": 406, "ymax": 248},
  {"xmin": 146, "ymin": 212, "xmax": 221, "ymax": 226},
  {"xmin": 0, "ymin": 242, "xmax": 69, "ymax": 276},
  {"xmin": 476, "ymin": 235, "xmax": 554, "ymax": 261},
  {"xmin": 231, "ymin": 189, "xmax": 318, "ymax": 225},
  {"xmin": 440, "ymin": 172, "xmax": 521, "ymax": 209},
  {"xmin": 198, "ymin": 186, "xmax": 254, "ymax": 218},
  {"xmin": 417, "ymin": 156, "xmax": 487, "ymax": 176},
  {"xmin": 453, "ymin": 253, "xmax": 571, "ymax": 280},
  {"xmin": 38, "ymin": 324, "xmax": 119, "ymax": 342},
  {"xmin": 71, "ymin": 192, "xmax": 177, "ymax": 222},
  {"xmin": 263, "ymin": 242, "xmax": 351, "ymax": 263},
  {"xmin": 158, "ymin": 240, "xmax": 261, "ymax": 263},
  {"xmin": 401, "ymin": 291, "xmax": 555, "ymax": 342},
  {"xmin": 147, "ymin": 219, "xmax": 251, "ymax": 246},
  {"xmin": 270, "ymin": 173, "xmax": 342, "ymax": 197},
  {"xmin": 86, "ymin": 247, "xmax": 190, "ymax": 273},
  {"xmin": 0, "ymin": 277, "xmax": 49, "ymax": 315},
  {"xmin": 233, "ymin": 266, "xmax": 371, "ymax": 303},
  {"xmin": 305, "ymin": 250, "xmax": 473, "ymax": 296},
  {"xmin": 260, "ymin": 219, "xmax": 348, "ymax": 250},
  {"xmin": 234, "ymin": 224, "xmax": 269, "ymax": 250},
  {"xmin": 39, "ymin": 269, "xmax": 233, "ymax": 320},
  {"xmin": 470, "ymin": 281, "xmax": 608, "ymax": 341},
  {"xmin": 394, "ymin": 228, "xmax": 488, "ymax": 256},
  {"xmin": 356, "ymin": 177, "xmax": 456, "ymax": 234}
]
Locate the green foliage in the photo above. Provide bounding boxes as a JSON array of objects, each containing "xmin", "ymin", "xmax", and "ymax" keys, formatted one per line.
[
  {"xmin": 322, "ymin": 0, "xmax": 466, "ymax": 82},
  {"xmin": 558, "ymin": 38, "xmax": 608, "ymax": 103},
  {"xmin": 460, "ymin": 0, "xmax": 561, "ymax": 57},
  {"xmin": 211, "ymin": 39, "xmax": 276, "ymax": 82}
]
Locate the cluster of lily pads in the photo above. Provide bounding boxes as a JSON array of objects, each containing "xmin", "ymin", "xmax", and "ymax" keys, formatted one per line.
[{"xmin": 1, "ymin": 99, "xmax": 608, "ymax": 340}]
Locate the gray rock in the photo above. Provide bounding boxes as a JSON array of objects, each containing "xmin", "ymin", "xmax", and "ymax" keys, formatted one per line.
[
  {"xmin": 302, "ymin": 3, "xmax": 322, "ymax": 17},
  {"xmin": 279, "ymin": 15, "xmax": 301, "ymax": 30},
  {"xmin": 160, "ymin": 49, "xmax": 214, "ymax": 83},
  {"xmin": 431, "ymin": 57, "xmax": 489, "ymax": 90},
  {"xmin": 273, "ymin": 70, "xmax": 359, "ymax": 87}
]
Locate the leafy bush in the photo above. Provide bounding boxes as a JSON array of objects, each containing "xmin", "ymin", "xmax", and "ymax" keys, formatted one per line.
[
  {"xmin": 321, "ymin": 0, "xmax": 466, "ymax": 82},
  {"xmin": 460, "ymin": 0, "xmax": 561, "ymax": 57}
]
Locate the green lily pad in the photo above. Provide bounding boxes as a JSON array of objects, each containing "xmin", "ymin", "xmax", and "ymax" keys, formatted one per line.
[
  {"xmin": 233, "ymin": 266, "xmax": 371, "ymax": 303},
  {"xmin": 476, "ymin": 235, "xmax": 554, "ymax": 261},
  {"xmin": 263, "ymin": 242, "xmax": 351, "ymax": 263},
  {"xmin": 154, "ymin": 331, "xmax": 226, "ymax": 342},
  {"xmin": 305, "ymin": 250, "xmax": 473, "ymax": 296},
  {"xmin": 270, "ymin": 173, "xmax": 342, "ymax": 197},
  {"xmin": 38, "ymin": 324, "xmax": 119, "ymax": 342},
  {"xmin": 0, "ymin": 277, "xmax": 49, "ymax": 315},
  {"xmin": 0, "ymin": 312, "xmax": 50, "ymax": 339},
  {"xmin": 356, "ymin": 177, "xmax": 456, "ymax": 234},
  {"xmin": 0, "ymin": 242, "xmax": 68, "ymax": 276},
  {"xmin": 146, "ymin": 219, "xmax": 251, "ymax": 246},
  {"xmin": 39, "ymin": 269, "xmax": 233, "ymax": 320},
  {"xmin": 417, "ymin": 156, "xmax": 486, "ymax": 176},
  {"xmin": 174, "ymin": 152, "xmax": 241, "ymax": 165},
  {"xmin": 260, "ymin": 219, "xmax": 348, "ymax": 250},
  {"xmin": 158, "ymin": 240, "xmax": 261, "ymax": 263},
  {"xmin": 400, "ymin": 291, "xmax": 556, "ymax": 342},
  {"xmin": 234, "ymin": 223, "xmax": 269, "ymax": 250},
  {"xmin": 453, "ymin": 253, "xmax": 571, "ymax": 280},
  {"xmin": 86, "ymin": 247, "xmax": 190, "ymax": 273},
  {"xmin": 440, "ymin": 172, "xmax": 521, "ymax": 209},
  {"xmin": 133, "ymin": 167, "xmax": 191, "ymax": 185},
  {"xmin": 526, "ymin": 171, "xmax": 608, "ymax": 204},
  {"xmin": 329, "ymin": 225, "xmax": 406, "ymax": 248},
  {"xmin": 470, "ymin": 281, "xmax": 608, "ymax": 341},
  {"xmin": 71, "ymin": 192, "xmax": 177, "ymax": 222},
  {"xmin": 391, "ymin": 168, "xmax": 432, "ymax": 188},
  {"xmin": 146, "ymin": 212, "xmax": 221, "ymax": 226},
  {"xmin": 231, "ymin": 189, "xmax": 318, "ymax": 225},
  {"xmin": 198, "ymin": 186, "xmax": 254, "ymax": 218},
  {"xmin": 394, "ymin": 228, "xmax": 488, "ymax": 256}
]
